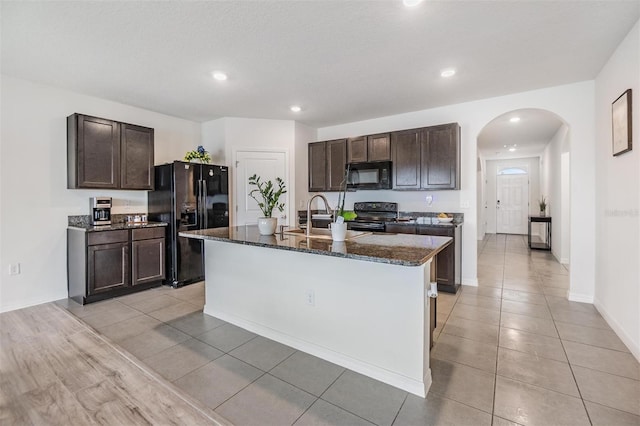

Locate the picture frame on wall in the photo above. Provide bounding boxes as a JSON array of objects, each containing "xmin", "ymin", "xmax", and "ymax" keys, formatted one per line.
[{"xmin": 612, "ymin": 88, "xmax": 632, "ymax": 156}]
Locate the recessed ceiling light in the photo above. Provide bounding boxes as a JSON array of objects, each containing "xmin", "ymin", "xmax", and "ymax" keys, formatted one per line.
[
  {"xmin": 510, "ymin": 117, "xmax": 520, "ymax": 123},
  {"xmin": 212, "ymin": 71, "xmax": 228, "ymax": 81},
  {"xmin": 403, "ymin": 0, "xmax": 423, "ymax": 7},
  {"xmin": 290, "ymin": 105, "xmax": 302, "ymax": 113},
  {"xmin": 509, "ymin": 147, "xmax": 516, "ymax": 152},
  {"xmin": 440, "ymin": 68, "xmax": 456, "ymax": 78}
]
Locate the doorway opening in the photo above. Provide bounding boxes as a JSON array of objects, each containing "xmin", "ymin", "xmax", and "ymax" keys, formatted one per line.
[{"xmin": 476, "ymin": 108, "xmax": 571, "ymax": 267}]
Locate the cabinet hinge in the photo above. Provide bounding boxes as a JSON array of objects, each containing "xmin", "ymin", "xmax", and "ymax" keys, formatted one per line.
[{"xmin": 235, "ymin": 161, "xmax": 239, "ymax": 168}]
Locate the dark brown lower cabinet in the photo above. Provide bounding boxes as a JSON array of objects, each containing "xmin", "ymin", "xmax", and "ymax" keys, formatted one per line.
[
  {"xmin": 68, "ymin": 226, "xmax": 166, "ymax": 304},
  {"xmin": 385, "ymin": 223, "xmax": 462, "ymax": 294},
  {"xmin": 132, "ymin": 237, "xmax": 165, "ymax": 285},
  {"xmin": 88, "ymin": 242, "xmax": 130, "ymax": 294}
]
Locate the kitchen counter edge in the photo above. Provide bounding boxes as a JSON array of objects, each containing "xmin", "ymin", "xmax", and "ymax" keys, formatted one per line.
[
  {"xmin": 68, "ymin": 222, "xmax": 168, "ymax": 232},
  {"xmin": 180, "ymin": 226, "xmax": 452, "ymax": 267}
]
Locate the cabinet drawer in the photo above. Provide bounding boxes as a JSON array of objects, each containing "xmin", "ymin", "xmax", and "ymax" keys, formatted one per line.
[
  {"xmin": 385, "ymin": 224, "xmax": 416, "ymax": 234},
  {"xmin": 132, "ymin": 227, "xmax": 166, "ymax": 241},
  {"xmin": 417, "ymin": 226, "xmax": 454, "ymax": 237},
  {"xmin": 87, "ymin": 230, "xmax": 129, "ymax": 246}
]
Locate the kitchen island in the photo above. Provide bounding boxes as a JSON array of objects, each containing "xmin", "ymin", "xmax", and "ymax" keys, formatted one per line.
[{"xmin": 180, "ymin": 225, "xmax": 451, "ymax": 397}]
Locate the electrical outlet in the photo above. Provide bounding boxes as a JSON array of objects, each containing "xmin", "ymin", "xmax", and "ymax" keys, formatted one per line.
[
  {"xmin": 460, "ymin": 200, "xmax": 470, "ymax": 209},
  {"xmin": 425, "ymin": 195, "xmax": 433, "ymax": 206},
  {"xmin": 8, "ymin": 263, "xmax": 20, "ymax": 275},
  {"xmin": 305, "ymin": 289, "xmax": 315, "ymax": 306}
]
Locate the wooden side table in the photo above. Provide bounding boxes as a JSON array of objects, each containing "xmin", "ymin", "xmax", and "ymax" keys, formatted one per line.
[{"xmin": 528, "ymin": 216, "xmax": 551, "ymax": 250}]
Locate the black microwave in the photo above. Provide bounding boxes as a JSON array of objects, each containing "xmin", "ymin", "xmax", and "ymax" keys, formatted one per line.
[{"xmin": 347, "ymin": 161, "xmax": 392, "ymax": 190}]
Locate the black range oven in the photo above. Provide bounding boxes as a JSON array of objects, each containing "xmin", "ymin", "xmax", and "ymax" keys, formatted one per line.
[{"xmin": 348, "ymin": 202, "xmax": 398, "ymax": 231}]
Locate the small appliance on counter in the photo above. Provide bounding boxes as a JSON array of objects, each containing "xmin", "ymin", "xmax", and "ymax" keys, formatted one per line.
[
  {"xmin": 125, "ymin": 214, "xmax": 148, "ymax": 224},
  {"xmin": 90, "ymin": 197, "xmax": 112, "ymax": 226}
]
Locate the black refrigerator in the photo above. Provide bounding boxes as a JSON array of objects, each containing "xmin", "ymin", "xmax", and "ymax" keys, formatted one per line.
[{"xmin": 148, "ymin": 161, "xmax": 229, "ymax": 287}]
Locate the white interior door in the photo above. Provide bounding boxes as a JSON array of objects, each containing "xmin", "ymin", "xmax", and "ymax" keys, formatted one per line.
[
  {"xmin": 496, "ymin": 174, "xmax": 528, "ymax": 234},
  {"xmin": 235, "ymin": 151, "xmax": 288, "ymax": 226}
]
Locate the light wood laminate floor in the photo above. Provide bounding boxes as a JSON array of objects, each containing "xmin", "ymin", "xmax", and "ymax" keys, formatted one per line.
[{"xmin": 0, "ymin": 302, "xmax": 228, "ymax": 425}]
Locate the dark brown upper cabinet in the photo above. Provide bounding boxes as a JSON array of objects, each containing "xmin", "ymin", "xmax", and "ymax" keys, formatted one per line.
[
  {"xmin": 121, "ymin": 123, "xmax": 154, "ymax": 190},
  {"xmin": 391, "ymin": 129, "xmax": 422, "ymax": 189},
  {"xmin": 421, "ymin": 123, "xmax": 460, "ymax": 190},
  {"xmin": 366, "ymin": 133, "xmax": 391, "ymax": 162},
  {"xmin": 68, "ymin": 113, "xmax": 154, "ymax": 190},
  {"xmin": 68, "ymin": 114, "xmax": 120, "ymax": 189},
  {"xmin": 391, "ymin": 123, "xmax": 460, "ymax": 191},
  {"xmin": 347, "ymin": 133, "xmax": 390, "ymax": 163},
  {"xmin": 326, "ymin": 139, "xmax": 347, "ymax": 191},
  {"xmin": 308, "ymin": 139, "xmax": 347, "ymax": 192},
  {"xmin": 308, "ymin": 141, "xmax": 327, "ymax": 192}
]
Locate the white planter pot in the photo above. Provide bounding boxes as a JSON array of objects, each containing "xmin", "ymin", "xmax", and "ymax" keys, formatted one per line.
[{"xmin": 257, "ymin": 217, "xmax": 277, "ymax": 235}]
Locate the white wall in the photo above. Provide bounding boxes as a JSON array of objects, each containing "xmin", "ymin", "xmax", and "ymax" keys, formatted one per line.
[
  {"xmin": 316, "ymin": 81, "xmax": 595, "ymax": 290},
  {"xmin": 294, "ymin": 122, "xmax": 317, "ymax": 222},
  {"xmin": 484, "ymin": 157, "xmax": 540, "ymax": 235},
  {"xmin": 200, "ymin": 118, "xmax": 227, "ymax": 165},
  {"xmin": 560, "ymin": 152, "xmax": 571, "ymax": 264},
  {"xmin": 0, "ymin": 76, "xmax": 201, "ymax": 312},
  {"xmin": 200, "ymin": 117, "xmax": 298, "ymax": 227},
  {"xmin": 594, "ymin": 20, "xmax": 640, "ymax": 360},
  {"xmin": 476, "ymin": 156, "xmax": 486, "ymax": 240},
  {"xmin": 540, "ymin": 124, "xmax": 570, "ymax": 263}
]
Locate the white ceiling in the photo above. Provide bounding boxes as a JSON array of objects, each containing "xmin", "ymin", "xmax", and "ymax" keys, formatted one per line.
[
  {"xmin": 2, "ymin": 1, "xmax": 638, "ymax": 128},
  {"xmin": 477, "ymin": 109, "xmax": 565, "ymax": 159}
]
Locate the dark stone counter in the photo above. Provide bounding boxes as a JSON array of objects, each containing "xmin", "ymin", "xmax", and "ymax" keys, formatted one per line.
[
  {"xmin": 180, "ymin": 225, "xmax": 452, "ymax": 267},
  {"xmin": 68, "ymin": 215, "xmax": 167, "ymax": 232}
]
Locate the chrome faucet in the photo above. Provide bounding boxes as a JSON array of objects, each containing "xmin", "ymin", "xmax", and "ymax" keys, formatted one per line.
[{"xmin": 306, "ymin": 194, "xmax": 332, "ymax": 237}]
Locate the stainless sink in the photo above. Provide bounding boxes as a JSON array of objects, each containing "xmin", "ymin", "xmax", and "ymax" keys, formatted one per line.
[{"xmin": 283, "ymin": 228, "xmax": 371, "ymax": 241}]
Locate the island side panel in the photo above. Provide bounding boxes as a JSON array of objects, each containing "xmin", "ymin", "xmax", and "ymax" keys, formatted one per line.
[{"xmin": 203, "ymin": 239, "xmax": 432, "ymax": 397}]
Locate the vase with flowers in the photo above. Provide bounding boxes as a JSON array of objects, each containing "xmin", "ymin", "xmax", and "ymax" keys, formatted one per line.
[
  {"xmin": 184, "ymin": 145, "xmax": 211, "ymax": 164},
  {"xmin": 248, "ymin": 174, "xmax": 287, "ymax": 235}
]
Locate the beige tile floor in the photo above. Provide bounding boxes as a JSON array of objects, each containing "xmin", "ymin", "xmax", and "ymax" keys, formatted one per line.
[{"xmin": 58, "ymin": 233, "xmax": 639, "ymax": 426}]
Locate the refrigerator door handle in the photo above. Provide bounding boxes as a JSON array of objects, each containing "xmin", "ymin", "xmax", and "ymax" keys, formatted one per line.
[
  {"xmin": 197, "ymin": 179, "xmax": 202, "ymax": 227},
  {"xmin": 202, "ymin": 180, "xmax": 208, "ymax": 229}
]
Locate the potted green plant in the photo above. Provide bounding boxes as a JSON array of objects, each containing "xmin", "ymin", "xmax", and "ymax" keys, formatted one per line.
[
  {"xmin": 184, "ymin": 145, "xmax": 211, "ymax": 163},
  {"xmin": 539, "ymin": 196, "xmax": 547, "ymax": 216},
  {"xmin": 248, "ymin": 174, "xmax": 287, "ymax": 235}
]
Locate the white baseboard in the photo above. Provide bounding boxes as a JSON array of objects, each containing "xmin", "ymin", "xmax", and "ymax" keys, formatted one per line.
[
  {"xmin": 593, "ymin": 298, "xmax": 640, "ymax": 362},
  {"xmin": 568, "ymin": 292, "xmax": 594, "ymax": 304},
  {"xmin": 0, "ymin": 291, "xmax": 68, "ymax": 314},
  {"xmin": 204, "ymin": 305, "xmax": 431, "ymax": 397},
  {"xmin": 560, "ymin": 258, "xmax": 569, "ymax": 265}
]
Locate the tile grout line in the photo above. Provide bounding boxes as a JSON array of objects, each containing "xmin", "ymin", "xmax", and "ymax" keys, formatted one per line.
[{"xmin": 490, "ymin": 233, "xmax": 507, "ymax": 422}]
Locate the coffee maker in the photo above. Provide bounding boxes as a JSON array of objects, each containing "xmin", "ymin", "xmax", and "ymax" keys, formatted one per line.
[{"xmin": 90, "ymin": 197, "xmax": 112, "ymax": 226}]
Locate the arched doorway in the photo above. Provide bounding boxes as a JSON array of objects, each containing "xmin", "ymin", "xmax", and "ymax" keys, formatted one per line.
[{"xmin": 476, "ymin": 108, "xmax": 571, "ymax": 296}]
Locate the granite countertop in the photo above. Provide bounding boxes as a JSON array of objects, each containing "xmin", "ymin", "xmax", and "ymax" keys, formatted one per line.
[
  {"xmin": 69, "ymin": 221, "xmax": 167, "ymax": 232},
  {"xmin": 389, "ymin": 220, "xmax": 462, "ymax": 228},
  {"xmin": 180, "ymin": 225, "xmax": 452, "ymax": 267}
]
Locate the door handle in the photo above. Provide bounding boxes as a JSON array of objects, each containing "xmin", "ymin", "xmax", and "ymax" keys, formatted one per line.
[{"xmin": 202, "ymin": 180, "xmax": 208, "ymax": 228}]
